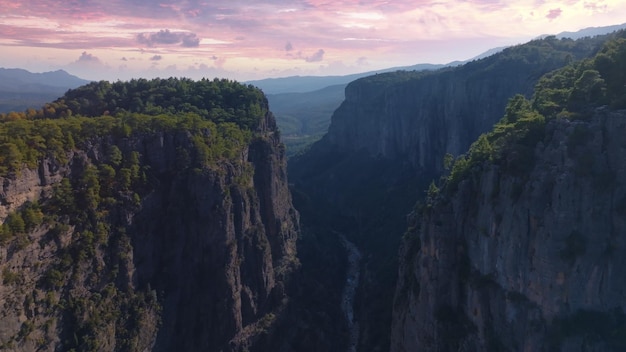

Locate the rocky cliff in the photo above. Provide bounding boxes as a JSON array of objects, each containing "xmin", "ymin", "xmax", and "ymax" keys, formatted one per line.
[
  {"xmin": 0, "ymin": 81, "xmax": 299, "ymax": 351},
  {"xmin": 392, "ymin": 109, "xmax": 626, "ymax": 351},
  {"xmin": 325, "ymin": 35, "xmax": 608, "ymax": 173},
  {"xmin": 289, "ymin": 33, "xmax": 614, "ymax": 351},
  {"xmin": 391, "ymin": 30, "xmax": 626, "ymax": 352}
]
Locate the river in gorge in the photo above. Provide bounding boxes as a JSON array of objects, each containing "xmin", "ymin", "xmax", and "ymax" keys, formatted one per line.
[{"xmin": 339, "ymin": 233, "xmax": 362, "ymax": 352}]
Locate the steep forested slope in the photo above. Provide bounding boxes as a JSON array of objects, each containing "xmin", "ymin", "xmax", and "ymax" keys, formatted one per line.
[
  {"xmin": 392, "ymin": 31, "xmax": 626, "ymax": 352},
  {"xmin": 289, "ymin": 33, "xmax": 617, "ymax": 351},
  {"xmin": 0, "ymin": 78, "xmax": 299, "ymax": 351}
]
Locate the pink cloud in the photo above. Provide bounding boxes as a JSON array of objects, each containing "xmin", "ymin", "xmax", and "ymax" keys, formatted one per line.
[
  {"xmin": 305, "ymin": 49, "xmax": 325, "ymax": 62},
  {"xmin": 74, "ymin": 51, "xmax": 103, "ymax": 66},
  {"xmin": 546, "ymin": 8, "xmax": 562, "ymax": 20},
  {"xmin": 584, "ymin": 1, "xmax": 608, "ymax": 13},
  {"xmin": 0, "ymin": 1, "xmax": 22, "ymax": 9},
  {"xmin": 137, "ymin": 29, "xmax": 201, "ymax": 48},
  {"xmin": 0, "ymin": 0, "xmax": 623, "ymax": 81}
]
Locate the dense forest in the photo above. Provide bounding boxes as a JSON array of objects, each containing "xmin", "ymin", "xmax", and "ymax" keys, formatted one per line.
[
  {"xmin": 0, "ymin": 78, "xmax": 298, "ymax": 351},
  {"xmin": 0, "ymin": 78, "xmax": 266, "ymax": 130},
  {"xmin": 0, "ymin": 78, "xmax": 267, "ymax": 176}
]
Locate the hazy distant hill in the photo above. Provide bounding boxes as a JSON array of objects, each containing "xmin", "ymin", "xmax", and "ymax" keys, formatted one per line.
[
  {"xmin": 268, "ymin": 84, "xmax": 346, "ymax": 156},
  {"xmin": 256, "ymin": 63, "xmax": 465, "ymax": 155},
  {"xmin": 247, "ymin": 63, "xmax": 449, "ymax": 94},
  {"xmin": 538, "ymin": 22, "xmax": 626, "ymax": 40},
  {"xmin": 0, "ymin": 68, "xmax": 90, "ymax": 113},
  {"xmin": 258, "ymin": 22, "xmax": 626, "ymax": 156}
]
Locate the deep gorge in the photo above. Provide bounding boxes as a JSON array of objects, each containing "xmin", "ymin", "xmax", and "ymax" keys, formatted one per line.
[{"xmin": 1, "ymin": 29, "xmax": 626, "ymax": 352}]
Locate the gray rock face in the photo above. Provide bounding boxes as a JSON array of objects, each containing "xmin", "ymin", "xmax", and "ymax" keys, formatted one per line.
[
  {"xmin": 0, "ymin": 112, "xmax": 299, "ymax": 351},
  {"xmin": 327, "ymin": 58, "xmax": 568, "ymax": 174},
  {"xmin": 289, "ymin": 35, "xmax": 608, "ymax": 351},
  {"xmin": 392, "ymin": 111, "xmax": 626, "ymax": 351}
]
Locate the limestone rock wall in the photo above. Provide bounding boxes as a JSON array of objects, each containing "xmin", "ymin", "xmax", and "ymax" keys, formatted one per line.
[
  {"xmin": 0, "ymin": 111, "xmax": 299, "ymax": 351},
  {"xmin": 392, "ymin": 111, "xmax": 626, "ymax": 352}
]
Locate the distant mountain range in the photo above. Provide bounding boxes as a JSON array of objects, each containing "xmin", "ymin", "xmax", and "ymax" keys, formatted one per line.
[
  {"xmin": 2, "ymin": 22, "xmax": 624, "ymax": 155},
  {"xmin": 246, "ymin": 63, "xmax": 454, "ymax": 95},
  {"xmin": 252, "ymin": 23, "xmax": 626, "ymax": 96},
  {"xmin": 542, "ymin": 22, "xmax": 626, "ymax": 40},
  {"xmin": 0, "ymin": 68, "xmax": 90, "ymax": 113},
  {"xmin": 255, "ymin": 23, "xmax": 626, "ymax": 155}
]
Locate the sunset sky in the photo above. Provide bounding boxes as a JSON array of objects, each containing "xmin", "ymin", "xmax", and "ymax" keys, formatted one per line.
[{"xmin": 1, "ymin": 0, "xmax": 625, "ymax": 82}]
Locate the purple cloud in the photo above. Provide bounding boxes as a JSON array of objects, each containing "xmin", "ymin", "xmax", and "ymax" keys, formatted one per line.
[
  {"xmin": 150, "ymin": 55, "xmax": 162, "ymax": 61},
  {"xmin": 76, "ymin": 51, "xmax": 102, "ymax": 64},
  {"xmin": 546, "ymin": 8, "xmax": 562, "ymax": 20},
  {"xmin": 137, "ymin": 29, "xmax": 200, "ymax": 47},
  {"xmin": 285, "ymin": 41, "xmax": 293, "ymax": 51},
  {"xmin": 305, "ymin": 49, "xmax": 325, "ymax": 62}
]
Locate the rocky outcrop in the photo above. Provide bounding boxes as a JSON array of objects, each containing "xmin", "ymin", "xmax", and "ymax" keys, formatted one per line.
[
  {"xmin": 391, "ymin": 110, "xmax": 626, "ymax": 351},
  {"xmin": 0, "ymin": 110, "xmax": 299, "ymax": 351}
]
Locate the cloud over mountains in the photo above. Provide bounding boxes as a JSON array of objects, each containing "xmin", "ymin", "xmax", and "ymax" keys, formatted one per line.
[
  {"xmin": 0, "ymin": 0, "xmax": 623, "ymax": 80},
  {"xmin": 137, "ymin": 29, "xmax": 200, "ymax": 48}
]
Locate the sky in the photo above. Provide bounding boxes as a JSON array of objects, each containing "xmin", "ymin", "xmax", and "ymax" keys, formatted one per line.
[{"xmin": 1, "ymin": 0, "xmax": 625, "ymax": 82}]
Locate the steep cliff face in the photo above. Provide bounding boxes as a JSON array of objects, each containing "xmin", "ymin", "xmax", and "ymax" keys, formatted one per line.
[
  {"xmin": 325, "ymin": 37, "xmax": 605, "ymax": 173},
  {"xmin": 0, "ymin": 106, "xmax": 299, "ymax": 351},
  {"xmin": 288, "ymin": 34, "xmax": 612, "ymax": 352},
  {"xmin": 392, "ymin": 110, "xmax": 626, "ymax": 351}
]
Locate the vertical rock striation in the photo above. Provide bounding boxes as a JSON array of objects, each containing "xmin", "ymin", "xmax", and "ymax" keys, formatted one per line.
[
  {"xmin": 392, "ymin": 111, "xmax": 626, "ymax": 351},
  {"xmin": 0, "ymin": 106, "xmax": 299, "ymax": 351},
  {"xmin": 290, "ymin": 34, "xmax": 610, "ymax": 351}
]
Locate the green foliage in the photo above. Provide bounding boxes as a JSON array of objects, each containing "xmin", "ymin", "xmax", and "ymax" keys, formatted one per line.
[
  {"xmin": 0, "ymin": 142, "xmax": 23, "ymax": 174},
  {"xmin": 6, "ymin": 212, "xmax": 25, "ymax": 234},
  {"xmin": 534, "ymin": 32, "xmax": 626, "ymax": 117},
  {"xmin": 504, "ymin": 94, "xmax": 533, "ymax": 123},
  {"xmin": 44, "ymin": 77, "xmax": 268, "ymax": 130},
  {"xmin": 36, "ymin": 159, "xmax": 161, "ymax": 352},
  {"xmin": 448, "ymin": 156, "xmax": 470, "ymax": 189},
  {"xmin": 444, "ymin": 94, "xmax": 546, "ymax": 192},
  {"xmin": 426, "ymin": 181, "xmax": 439, "ymax": 199},
  {"xmin": 0, "ymin": 112, "xmax": 254, "ymax": 178},
  {"xmin": 593, "ymin": 35, "xmax": 626, "ymax": 108},
  {"xmin": 2, "ymin": 268, "xmax": 20, "ymax": 285},
  {"xmin": 443, "ymin": 153, "xmax": 454, "ymax": 171},
  {"xmin": 44, "ymin": 269, "xmax": 65, "ymax": 289},
  {"xmin": 0, "ymin": 77, "xmax": 276, "ymax": 351},
  {"xmin": 51, "ymin": 178, "xmax": 75, "ymax": 215},
  {"xmin": 467, "ymin": 134, "xmax": 493, "ymax": 165},
  {"xmin": 107, "ymin": 145, "xmax": 123, "ymax": 167},
  {"xmin": 16, "ymin": 320, "xmax": 34, "ymax": 341},
  {"xmin": 440, "ymin": 33, "xmax": 626, "ymax": 191}
]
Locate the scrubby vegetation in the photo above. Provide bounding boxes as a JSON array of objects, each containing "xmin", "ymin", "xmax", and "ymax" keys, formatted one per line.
[{"xmin": 441, "ymin": 31, "xmax": 626, "ymax": 193}]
